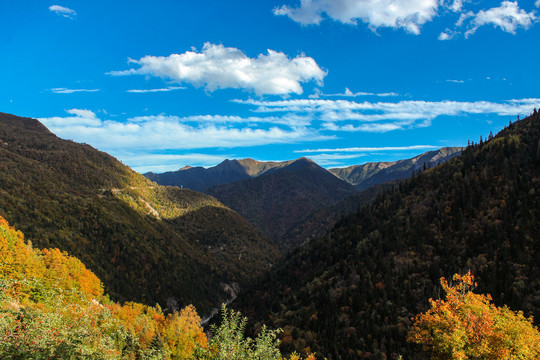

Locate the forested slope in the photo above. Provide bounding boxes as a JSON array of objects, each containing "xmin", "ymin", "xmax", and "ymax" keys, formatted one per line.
[
  {"xmin": 0, "ymin": 112, "xmax": 279, "ymax": 315},
  {"xmin": 238, "ymin": 111, "xmax": 540, "ymax": 359},
  {"xmin": 207, "ymin": 158, "xmax": 356, "ymax": 249}
]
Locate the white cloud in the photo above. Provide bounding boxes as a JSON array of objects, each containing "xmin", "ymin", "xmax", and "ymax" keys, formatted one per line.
[
  {"xmin": 49, "ymin": 5, "xmax": 76, "ymax": 19},
  {"xmin": 108, "ymin": 43, "xmax": 326, "ymax": 96},
  {"xmin": 438, "ymin": 31, "xmax": 453, "ymax": 40},
  {"xmin": 274, "ymin": 0, "xmax": 440, "ymax": 34},
  {"xmin": 50, "ymin": 88, "xmax": 99, "ymax": 94},
  {"xmin": 302, "ymin": 153, "xmax": 366, "ymax": 166},
  {"xmin": 536, "ymin": 0, "xmax": 540, "ymax": 8},
  {"xmin": 237, "ymin": 97, "xmax": 540, "ymax": 131},
  {"xmin": 38, "ymin": 109, "xmax": 324, "ymax": 152},
  {"xmin": 296, "ymin": 145, "xmax": 438, "ymax": 153},
  {"xmin": 126, "ymin": 87, "xmax": 185, "ymax": 93},
  {"xmin": 450, "ymin": 0, "xmax": 464, "ymax": 12},
  {"xmin": 322, "ymin": 88, "xmax": 399, "ymax": 97},
  {"xmin": 115, "ymin": 153, "xmax": 230, "ymax": 173},
  {"xmin": 40, "ymin": 109, "xmax": 102, "ymax": 127},
  {"xmin": 446, "ymin": 79, "xmax": 464, "ymax": 83},
  {"xmin": 129, "ymin": 114, "xmax": 312, "ymax": 127},
  {"xmin": 459, "ymin": 1, "xmax": 536, "ymax": 37}
]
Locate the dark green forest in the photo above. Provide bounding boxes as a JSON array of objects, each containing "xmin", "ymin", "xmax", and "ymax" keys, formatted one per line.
[{"xmin": 237, "ymin": 111, "xmax": 540, "ymax": 359}]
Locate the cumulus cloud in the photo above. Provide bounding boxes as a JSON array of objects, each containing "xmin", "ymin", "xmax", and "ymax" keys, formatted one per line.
[
  {"xmin": 536, "ymin": 0, "xmax": 540, "ymax": 8},
  {"xmin": 108, "ymin": 43, "xmax": 326, "ymax": 96},
  {"xmin": 50, "ymin": 88, "xmax": 99, "ymax": 94},
  {"xmin": 458, "ymin": 1, "xmax": 536, "ymax": 37},
  {"xmin": 126, "ymin": 87, "xmax": 185, "ymax": 93},
  {"xmin": 273, "ymin": 0, "xmax": 440, "ymax": 34},
  {"xmin": 49, "ymin": 5, "xmax": 76, "ymax": 19}
]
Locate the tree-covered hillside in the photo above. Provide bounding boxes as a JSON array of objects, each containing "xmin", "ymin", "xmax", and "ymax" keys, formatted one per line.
[
  {"xmin": 207, "ymin": 158, "xmax": 357, "ymax": 249},
  {"xmin": 0, "ymin": 112, "xmax": 279, "ymax": 315},
  {"xmin": 0, "ymin": 215, "xmax": 319, "ymax": 360},
  {"xmin": 238, "ymin": 111, "xmax": 540, "ymax": 359}
]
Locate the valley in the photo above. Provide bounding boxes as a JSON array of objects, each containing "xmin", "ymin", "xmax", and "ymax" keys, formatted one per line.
[{"xmin": 1, "ymin": 111, "xmax": 539, "ymax": 359}]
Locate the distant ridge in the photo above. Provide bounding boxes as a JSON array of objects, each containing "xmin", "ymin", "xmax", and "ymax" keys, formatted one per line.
[
  {"xmin": 207, "ymin": 157, "xmax": 357, "ymax": 249},
  {"xmin": 330, "ymin": 147, "xmax": 463, "ymax": 190},
  {"xmin": 145, "ymin": 158, "xmax": 293, "ymax": 192}
]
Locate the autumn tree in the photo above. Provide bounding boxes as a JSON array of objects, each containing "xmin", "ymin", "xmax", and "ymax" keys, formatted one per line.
[{"xmin": 408, "ymin": 271, "xmax": 540, "ymax": 359}]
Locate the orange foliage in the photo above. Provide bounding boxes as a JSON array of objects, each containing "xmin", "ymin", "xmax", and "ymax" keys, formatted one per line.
[
  {"xmin": 0, "ymin": 216, "xmax": 43, "ymax": 283},
  {"xmin": 107, "ymin": 301, "xmax": 164, "ymax": 348},
  {"xmin": 1, "ymin": 216, "xmax": 213, "ymax": 358},
  {"xmin": 41, "ymin": 247, "xmax": 103, "ymax": 298},
  {"xmin": 408, "ymin": 270, "xmax": 540, "ymax": 359}
]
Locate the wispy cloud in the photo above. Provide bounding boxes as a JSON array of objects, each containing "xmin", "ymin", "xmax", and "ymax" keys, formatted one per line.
[
  {"xmin": 296, "ymin": 145, "xmax": 441, "ymax": 166},
  {"xmin": 49, "ymin": 5, "xmax": 76, "ymax": 19},
  {"xmin": 50, "ymin": 88, "xmax": 99, "ymax": 94},
  {"xmin": 108, "ymin": 43, "xmax": 326, "ymax": 96},
  {"xmin": 237, "ymin": 98, "xmax": 540, "ymax": 124},
  {"xmin": 114, "ymin": 153, "xmax": 230, "ymax": 173},
  {"xmin": 129, "ymin": 114, "xmax": 312, "ymax": 127},
  {"xmin": 438, "ymin": 30, "xmax": 455, "ymax": 40},
  {"xmin": 38, "ymin": 109, "xmax": 327, "ymax": 152},
  {"xmin": 458, "ymin": 1, "xmax": 536, "ymax": 38},
  {"xmin": 126, "ymin": 86, "xmax": 185, "ymax": 93},
  {"xmin": 303, "ymin": 153, "xmax": 367, "ymax": 166},
  {"xmin": 274, "ymin": 0, "xmax": 440, "ymax": 34},
  {"xmin": 318, "ymin": 88, "xmax": 399, "ymax": 98},
  {"xmin": 296, "ymin": 145, "xmax": 438, "ymax": 153},
  {"xmin": 446, "ymin": 79, "xmax": 465, "ymax": 84}
]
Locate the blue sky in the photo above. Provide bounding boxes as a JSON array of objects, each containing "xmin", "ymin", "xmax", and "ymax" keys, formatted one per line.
[{"xmin": 1, "ymin": 0, "xmax": 539, "ymax": 173}]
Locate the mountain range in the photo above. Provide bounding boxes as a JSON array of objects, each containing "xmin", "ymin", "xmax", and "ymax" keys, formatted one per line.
[
  {"xmin": 2, "ymin": 109, "xmax": 539, "ymax": 360},
  {"xmin": 146, "ymin": 148, "xmax": 462, "ymax": 249},
  {"xmin": 0, "ymin": 112, "xmax": 279, "ymax": 315},
  {"xmin": 329, "ymin": 147, "xmax": 463, "ymax": 190}
]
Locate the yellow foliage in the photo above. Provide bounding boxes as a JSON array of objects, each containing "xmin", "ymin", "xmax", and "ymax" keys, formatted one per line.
[
  {"xmin": 408, "ymin": 270, "xmax": 540, "ymax": 359},
  {"xmin": 162, "ymin": 304, "xmax": 208, "ymax": 359}
]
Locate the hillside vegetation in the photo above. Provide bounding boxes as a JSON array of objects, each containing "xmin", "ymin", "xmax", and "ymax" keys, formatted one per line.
[
  {"xmin": 0, "ymin": 112, "xmax": 279, "ymax": 315},
  {"xmin": 238, "ymin": 112, "xmax": 540, "ymax": 359},
  {"xmin": 0, "ymin": 216, "xmax": 318, "ymax": 360},
  {"xmin": 207, "ymin": 158, "xmax": 357, "ymax": 249}
]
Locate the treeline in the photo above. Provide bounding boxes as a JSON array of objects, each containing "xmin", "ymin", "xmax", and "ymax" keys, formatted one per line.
[{"xmin": 237, "ymin": 111, "xmax": 540, "ymax": 359}]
